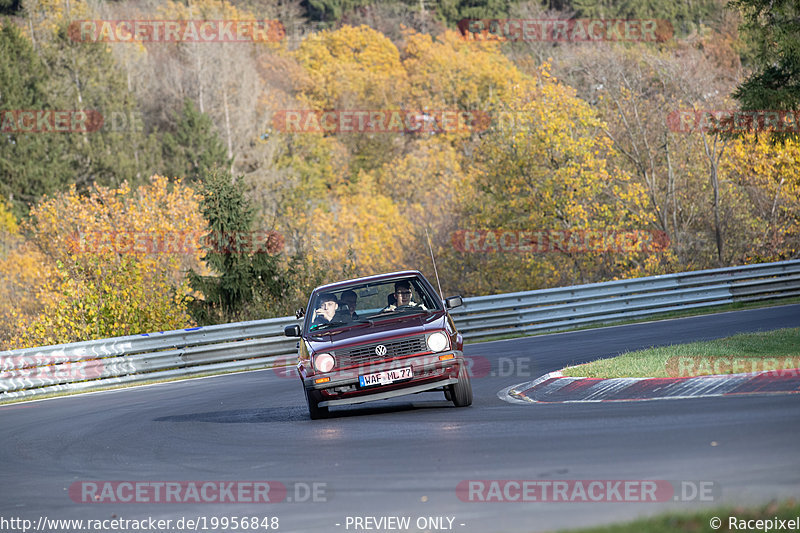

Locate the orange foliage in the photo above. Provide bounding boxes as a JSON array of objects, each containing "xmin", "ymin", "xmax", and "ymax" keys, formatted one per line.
[{"xmin": 6, "ymin": 176, "xmax": 206, "ymax": 349}]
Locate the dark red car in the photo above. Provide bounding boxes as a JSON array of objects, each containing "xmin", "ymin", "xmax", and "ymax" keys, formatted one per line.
[{"xmin": 284, "ymin": 270, "xmax": 472, "ymax": 419}]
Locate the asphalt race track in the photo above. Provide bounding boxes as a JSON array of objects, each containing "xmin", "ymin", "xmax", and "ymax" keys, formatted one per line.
[{"xmin": 2, "ymin": 304, "xmax": 799, "ymax": 533}]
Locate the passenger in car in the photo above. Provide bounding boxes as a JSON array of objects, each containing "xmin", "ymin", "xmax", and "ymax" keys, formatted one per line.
[
  {"xmin": 341, "ymin": 289, "xmax": 359, "ymax": 319},
  {"xmin": 383, "ymin": 280, "xmax": 427, "ymax": 311}
]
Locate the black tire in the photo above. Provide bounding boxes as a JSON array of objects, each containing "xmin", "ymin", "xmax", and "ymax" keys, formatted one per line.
[
  {"xmin": 305, "ymin": 388, "xmax": 329, "ymax": 419},
  {"xmin": 449, "ymin": 363, "xmax": 473, "ymax": 407}
]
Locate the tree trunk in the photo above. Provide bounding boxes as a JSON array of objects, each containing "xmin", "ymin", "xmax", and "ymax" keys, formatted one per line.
[
  {"xmin": 701, "ymin": 133, "xmax": 727, "ymax": 265},
  {"xmin": 223, "ymin": 86, "xmax": 234, "ymax": 171}
]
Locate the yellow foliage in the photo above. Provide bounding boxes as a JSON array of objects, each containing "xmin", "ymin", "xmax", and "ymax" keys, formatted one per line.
[
  {"xmin": 379, "ymin": 138, "xmax": 461, "ymax": 196},
  {"xmin": 402, "ymin": 29, "xmax": 524, "ymax": 112},
  {"xmin": 0, "ymin": 201, "xmax": 47, "ymax": 345},
  {"xmin": 455, "ymin": 64, "xmax": 659, "ymax": 292},
  {"xmin": 5, "ymin": 176, "xmax": 207, "ymax": 349},
  {"xmin": 281, "ymin": 26, "xmax": 537, "ymax": 283},
  {"xmin": 469, "ymin": 69, "xmax": 652, "ymax": 230},
  {"xmin": 0, "ymin": 240, "xmax": 55, "ymax": 348},
  {"xmin": 305, "ymin": 173, "xmax": 415, "ymax": 276},
  {"xmin": 721, "ymin": 135, "xmax": 800, "ymax": 261},
  {"xmin": 157, "ymin": 0, "xmax": 253, "ymax": 20},
  {"xmin": 22, "ymin": 0, "xmax": 92, "ymax": 42},
  {"xmin": 294, "ymin": 25, "xmax": 407, "ymax": 110},
  {"xmin": 0, "ymin": 198, "xmax": 18, "ymax": 235}
]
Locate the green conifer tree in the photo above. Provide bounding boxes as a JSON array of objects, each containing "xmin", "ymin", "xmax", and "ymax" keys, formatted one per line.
[
  {"xmin": 162, "ymin": 99, "xmax": 230, "ymax": 182},
  {"xmin": 187, "ymin": 168, "xmax": 289, "ymax": 324},
  {"xmin": 731, "ymin": 0, "xmax": 800, "ymax": 142},
  {"xmin": 0, "ymin": 21, "xmax": 72, "ymax": 215}
]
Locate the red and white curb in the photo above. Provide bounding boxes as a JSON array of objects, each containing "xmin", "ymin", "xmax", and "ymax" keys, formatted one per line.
[{"xmin": 498, "ymin": 369, "xmax": 800, "ymax": 404}]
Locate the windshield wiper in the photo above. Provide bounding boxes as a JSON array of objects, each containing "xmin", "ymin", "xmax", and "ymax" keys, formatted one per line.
[
  {"xmin": 310, "ymin": 321, "xmax": 351, "ymax": 331},
  {"xmin": 361, "ymin": 309, "xmax": 432, "ymax": 323},
  {"xmin": 309, "ymin": 320, "xmax": 374, "ymax": 336}
]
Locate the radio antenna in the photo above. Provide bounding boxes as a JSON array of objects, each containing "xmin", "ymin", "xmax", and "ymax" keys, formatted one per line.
[{"xmin": 425, "ymin": 227, "xmax": 444, "ymax": 301}]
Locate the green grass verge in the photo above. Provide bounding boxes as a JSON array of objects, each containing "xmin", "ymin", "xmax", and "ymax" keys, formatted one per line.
[
  {"xmin": 561, "ymin": 327, "xmax": 800, "ymax": 379},
  {"xmin": 558, "ymin": 499, "xmax": 799, "ymax": 533}
]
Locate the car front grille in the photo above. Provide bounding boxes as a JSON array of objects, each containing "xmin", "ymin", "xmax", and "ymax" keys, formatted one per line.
[{"xmin": 336, "ymin": 335, "xmax": 427, "ymax": 368}]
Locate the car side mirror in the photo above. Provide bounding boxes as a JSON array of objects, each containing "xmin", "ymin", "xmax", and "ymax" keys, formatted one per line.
[
  {"xmin": 445, "ymin": 295, "xmax": 463, "ymax": 309},
  {"xmin": 284, "ymin": 324, "xmax": 301, "ymax": 337}
]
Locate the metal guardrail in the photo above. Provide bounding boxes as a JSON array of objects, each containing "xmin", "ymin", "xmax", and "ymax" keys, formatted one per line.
[
  {"xmin": 1, "ymin": 260, "xmax": 798, "ymax": 400},
  {"xmin": 0, "ymin": 317, "xmax": 300, "ymax": 401},
  {"xmin": 449, "ymin": 259, "xmax": 800, "ymax": 339}
]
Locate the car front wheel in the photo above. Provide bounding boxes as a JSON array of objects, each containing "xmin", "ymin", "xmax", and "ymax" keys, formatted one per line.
[
  {"xmin": 448, "ymin": 363, "xmax": 473, "ymax": 407},
  {"xmin": 305, "ymin": 388, "xmax": 329, "ymax": 419}
]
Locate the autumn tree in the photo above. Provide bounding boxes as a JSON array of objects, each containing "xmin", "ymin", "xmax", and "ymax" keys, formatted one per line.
[
  {"xmin": 455, "ymin": 66, "xmax": 657, "ymax": 293},
  {"xmin": 304, "ymin": 170, "xmax": 416, "ymax": 276},
  {"xmin": 402, "ymin": 28, "xmax": 523, "ymax": 111},
  {"xmin": 720, "ymin": 135, "xmax": 800, "ymax": 262},
  {"xmin": 293, "ymin": 24, "xmax": 410, "ymax": 174},
  {"xmin": 295, "ymin": 24, "xmax": 408, "ymax": 107},
  {"xmin": 8, "ymin": 176, "xmax": 204, "ymax": 349},
  {"xmin": 0, "ymin": 197, "xmax": 52, "ymax": 346}
]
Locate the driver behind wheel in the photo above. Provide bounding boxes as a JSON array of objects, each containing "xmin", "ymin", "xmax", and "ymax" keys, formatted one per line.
[
  {"xmin": 383, "ymin": 280, "xmax": 427, "ymax": 311},
  {"xmin": 312, "ymin": 292, "xmax": 339, "ymax": 326}
]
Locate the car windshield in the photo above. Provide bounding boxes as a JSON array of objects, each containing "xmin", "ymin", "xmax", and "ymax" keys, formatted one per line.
[{"xmin": 306, "ymin": 276, "xmax": 440, "ymax": 332}]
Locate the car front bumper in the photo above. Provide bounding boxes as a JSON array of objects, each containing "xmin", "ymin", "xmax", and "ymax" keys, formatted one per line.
[{"xmin": 303, "ymin": 351, "xmax": 465, "ymax": 408}]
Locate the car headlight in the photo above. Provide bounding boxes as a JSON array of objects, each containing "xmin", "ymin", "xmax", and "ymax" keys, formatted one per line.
[
  {"xmin": 313, "ymin": 353, "xmax": 336, "ymax": 373},
  {"xmin": 426, "ymin": 332, "xmax": 449, "ymax": 352}
]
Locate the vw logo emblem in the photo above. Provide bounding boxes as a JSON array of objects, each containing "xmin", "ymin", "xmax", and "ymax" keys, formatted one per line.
[{"xmin": 375, "ymin": 345, "xmax": 387, "ymax": 356}]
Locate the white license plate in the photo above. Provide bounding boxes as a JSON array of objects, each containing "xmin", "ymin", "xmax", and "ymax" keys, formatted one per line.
[{"xmin": 358, "ymin": 367, "xmax": 413, "ymax": 387}]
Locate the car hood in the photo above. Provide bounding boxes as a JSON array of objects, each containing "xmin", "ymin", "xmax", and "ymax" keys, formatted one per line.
[{"xmin": 305, "ymin": 310, "xmax": 448, "ymax": 352}]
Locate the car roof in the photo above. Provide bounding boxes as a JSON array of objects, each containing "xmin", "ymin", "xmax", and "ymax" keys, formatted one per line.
[{"xmin": 312, "ymin": 270, "xmax": 424, "ymax": 293}]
